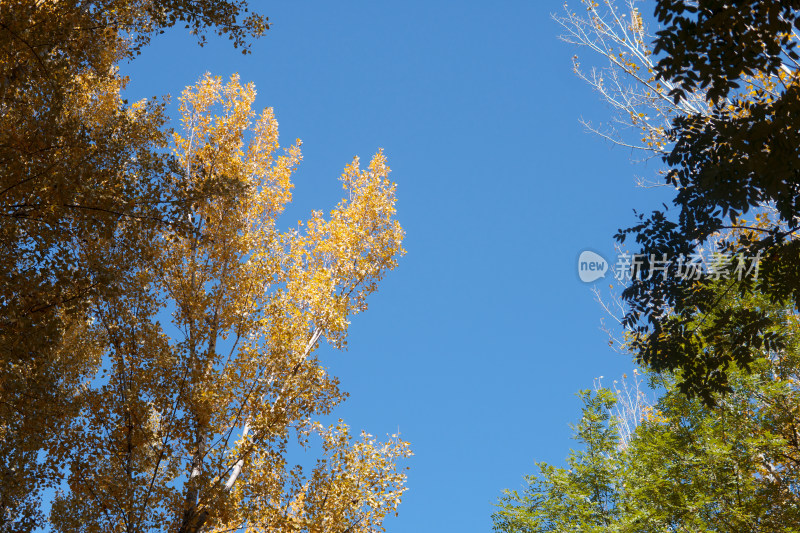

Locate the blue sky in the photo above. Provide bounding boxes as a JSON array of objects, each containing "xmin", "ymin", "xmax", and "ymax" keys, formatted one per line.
[{"xmin": 121, "ymin": 2, "xmax": 670, "ymax": 531}]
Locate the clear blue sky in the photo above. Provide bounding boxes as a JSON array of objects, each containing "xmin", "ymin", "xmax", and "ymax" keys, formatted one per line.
[{"xmin": 121, "ymin": 2, "xmax": 669, "ymax": 531}]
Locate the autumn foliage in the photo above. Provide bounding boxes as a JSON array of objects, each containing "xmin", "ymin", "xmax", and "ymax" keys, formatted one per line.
[{"xmin": 0, "ymin": 3, "xmax": 409, "ymax": 531}]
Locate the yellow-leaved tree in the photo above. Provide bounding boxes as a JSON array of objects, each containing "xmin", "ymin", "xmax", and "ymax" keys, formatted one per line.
[
  {"xmin": 48, "ymin": 74, "xmax": 410, "ymax": 532},
  {"xmin": 1, "ymin": 2, "xmax": 267, "ymax": 527},
  {"xmin": 2, "ymin": 4, "xmax": 409, "ymax": 529}
]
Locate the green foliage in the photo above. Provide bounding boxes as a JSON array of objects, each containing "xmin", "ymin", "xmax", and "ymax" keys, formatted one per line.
[
  {"xmin": 623, "ymin": 364, "xmax": 800, "ymax": 531},
  {"xmin": 495, "ymin": 362, "xmax": 800, "ymax": 531},
  {"xmin": 496, "ymin": 363, "xmax": 800, "ymax": 531},
  {"xmin": 653, "ymin": 0, "xmax": 800, "ymax": 103},
  {"xmin": 624, "ymin": 277, "xmax": 792, "ymax": 405},
  {"xmin": 495, "ymin": 290, "xmax": 800, "ymax": 531},
  {"xmin": 616, "ymin": 2, "xmax": 800, "ymax": 400},
  {"xmin": 493, "ymin": 389, "xmax": 621, "ymax": 533}
]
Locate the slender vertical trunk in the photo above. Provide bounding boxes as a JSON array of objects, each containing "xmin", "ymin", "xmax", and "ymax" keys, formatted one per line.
[
  {"xmin": 179, "ymin": 309, "xmax": 218, "ymax": 533},
  {"xmin": 180, "ymin": 431, "xmax": 208, "ymax": 533},
  {"xmin": 126, "ymin": 408, "xmax": 135, "ymax": 533}
]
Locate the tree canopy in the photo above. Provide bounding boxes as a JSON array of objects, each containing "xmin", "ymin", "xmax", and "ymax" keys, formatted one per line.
[
  {"xmin": 494, "ymin": 289, "xmax": 800, "ymax": 531},
  {"xmin": 1, "ymin": 3, "xmax": 410, "ymax": 531},
  {"xmin": 495, "ymin": 3, "xmax": 800, "ymax": 530},
  {"xmin": 1, "ymin": 2, "xmax": 268, "ymax": 526},
  {"xmin": 48, "ymin": 73, "xmax": 410, "ymax": 533},
  {"xmin": 558, "ymin": 0, "xmax": 800, "ymax": 401}
]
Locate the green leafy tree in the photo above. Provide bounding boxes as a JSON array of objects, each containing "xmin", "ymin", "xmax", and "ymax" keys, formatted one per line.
[
  {"xmin": 494, "ymin": 288, "xmax": 800, "ymax": 531},
  {"xmin": 495, "ymin": 373, "xmax": 800, "ymax": 531},
  {"xmin": 556, "ymin": 0, "xmax": 800, "ymax": 401},
  {"xmin": 611, "ymin": 1, "xmax": 800, "ymax": 400},
  {"xmin": 493, "ymin": 389, "xmax": 622, "ymax": 533}
]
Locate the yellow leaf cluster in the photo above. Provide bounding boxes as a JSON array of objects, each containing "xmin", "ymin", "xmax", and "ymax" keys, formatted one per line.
[{"xmin": 49, "ymin": 74, "xmax": 409, "ymax": 533}]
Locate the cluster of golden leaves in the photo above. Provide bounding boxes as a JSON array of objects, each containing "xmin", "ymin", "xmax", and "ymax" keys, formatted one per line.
[
  {"xmin": 1, "ymin": 3, "xmax": 408, "ymax": 531},
  {"xmin": 50, "ymin": 74, "xmax": 410, "ymax": 533},
  {"xmin": 0, "ymin": 2, "xmax": 173, "ymax": 527}
]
